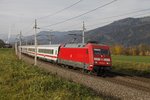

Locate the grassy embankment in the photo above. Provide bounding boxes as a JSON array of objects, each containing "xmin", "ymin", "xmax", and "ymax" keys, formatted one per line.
[
  {"xmin": 112, "ymin": 55, "xmax": 150, "ymax": 76},
  {"xmin": 0, "ymin": 48, "xmax": 101, "ymax": 100}
]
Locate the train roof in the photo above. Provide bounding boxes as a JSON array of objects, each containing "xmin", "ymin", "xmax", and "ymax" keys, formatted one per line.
[
  {"xmin": 63, "ymin": 43, "xmax": 86, "ymax": 48},
  {"xmin": 20, "ymin": 43, "xmax": 109, "ymax": 48},
  {"xmin": 20, "ymin": 44, "xmax": 61, "ymax": 47},
  {"xmin": 62, "ymin": 43, "xmax": 109, "ymax": 48}
]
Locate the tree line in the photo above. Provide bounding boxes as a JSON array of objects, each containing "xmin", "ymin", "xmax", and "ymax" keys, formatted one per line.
[
  {"xmin": 111, "ymin": 44, "xmax": 150, "ymax": 56},
  {"xmin": 0, "ymin": 39, "xmax": 12, "ymax": 48},
  {"xmin": 0, "ymin": 39, "xmax": 5, "ymax": 48}
]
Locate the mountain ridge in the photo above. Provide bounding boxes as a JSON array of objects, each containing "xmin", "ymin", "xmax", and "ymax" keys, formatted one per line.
[
  {"xmin": 3, "ymin": 16, "xmax": 150, "ymax": 46},
  {"xmin": 85, "ymin": 16, "xmax": 150, "ymax": 46}
]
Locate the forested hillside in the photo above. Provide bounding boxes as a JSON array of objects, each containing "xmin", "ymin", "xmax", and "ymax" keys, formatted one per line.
[{"xmin": 86, "ymin": 16, "xmax": 150, "ymax": 46}]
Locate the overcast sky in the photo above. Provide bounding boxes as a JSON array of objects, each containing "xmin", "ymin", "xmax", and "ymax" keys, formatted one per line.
[{"xmin": 0, "ymin": 0, "xmax": 150, "ymax": 37}]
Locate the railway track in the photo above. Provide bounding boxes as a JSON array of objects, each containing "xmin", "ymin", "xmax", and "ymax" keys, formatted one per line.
[
  {"xmin": 67, "ymin": 67, "xmax": 150, "ymax": 93},
  {"xmin": 59, "ymin": 65, "xmax": 150, "ymax": 93},
  {"xmin": 104, "ymin": 72, "xmax": 150, "ymax": 92},
  {"xmin": 102, "ymin": 76, "xmax": 150, "ymax": 93},
  {"xmin": 21, "ymin": 54, "xmax": 150, "ymax": 100}
]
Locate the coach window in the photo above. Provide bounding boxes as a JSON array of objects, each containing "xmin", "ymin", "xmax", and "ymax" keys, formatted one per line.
[
  {"xmin": 38, "ymin": 49, "xmax": 53, "ymax": 54},
  {"xmin": 39, "ymin": 49, "xmax": 43, "ymax": 53},
  {"xmin": 55, "ymin": 50, "xmax": 57, "ymax": 55},
  {"xmin": 29, "ymin": 48, "xmax": 35, "ymax": 52},
  {"xmin": 49, "ymin": 49, "xmax": 54, "ymax": 54}
]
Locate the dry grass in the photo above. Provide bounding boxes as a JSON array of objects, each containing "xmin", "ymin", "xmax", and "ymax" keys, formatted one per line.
[{"xmin": 0, "ymin": 48, "xmax": 102, "ymax": 100}]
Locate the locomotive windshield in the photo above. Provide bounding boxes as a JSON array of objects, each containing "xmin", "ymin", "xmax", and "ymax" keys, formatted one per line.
[{"xmin": 94, "ymin": 49, "xmax": 110, "ymax": 56}]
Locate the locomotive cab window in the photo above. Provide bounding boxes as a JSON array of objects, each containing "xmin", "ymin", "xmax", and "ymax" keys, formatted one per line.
[{"xmin": 94, "ymin": 49, "xmax": 110, "ymax": 56}]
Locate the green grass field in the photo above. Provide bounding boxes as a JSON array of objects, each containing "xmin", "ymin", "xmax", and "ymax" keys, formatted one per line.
[
  {"xmin": 112, "ymin": 55, "xmax": 150, "ymax": 63},
  {"xmin": 0, "ymin": 49, "xmax": 102, "ymax": 100},
  {"xmin": 112, "ymin": 55, "xmax": 150, "ymax": 76}
]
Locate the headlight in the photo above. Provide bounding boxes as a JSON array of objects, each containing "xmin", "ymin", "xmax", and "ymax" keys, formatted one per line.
[
  {"xmin": 94, "ymin": 58, "xmax": 100, "ymax": 61},
  {"xmin": 104, "ymin": 58, "xmax": 110, "ymax": 61}
]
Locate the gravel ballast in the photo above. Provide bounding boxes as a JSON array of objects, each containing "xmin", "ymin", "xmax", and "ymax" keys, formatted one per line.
[{"xmin": 21, "ymin": 54, "xmax": 150, "ymax": 100}]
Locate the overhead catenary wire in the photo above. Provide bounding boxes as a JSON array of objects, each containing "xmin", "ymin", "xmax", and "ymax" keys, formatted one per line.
[
  {"xmin": 94, "ymin": 8, "xmax": 150, "ymax": 21},
  {"xmin": 86, "ymin": 9, "xmax": 150, "ymax": 28},
  {"xmin": 37, "ymin": 0, "xmax": 83, "ymax": 20},
  {"xmin": 40, "ymin": 10, "xmax": 150, "ymax": 33},
  {"xmin": 24, "ymin": 8, "xmax": 150, "ymax": 36},
  {"xmin": 23, "ymin": 0, "xmax": 150, "ymax": 37},
  {"xmin": 53, "ymin": 8, "xmax": 150, "ymax": 31},
  {"xmin": 40, "ymin": 0, "xmax": 117, "ymax": 28},
  {"xmin": 20, "ymin": 0, "xmax": 83, "ymax": 35}
]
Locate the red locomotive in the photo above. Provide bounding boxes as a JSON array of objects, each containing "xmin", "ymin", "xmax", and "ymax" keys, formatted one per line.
[
  {"xmin": 58, "ymin": 43, "xmax": 111, "ymax": 74},
  {"xmin": 20, "ymin": 43, "xmax": 112, "ymax": 75}
]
